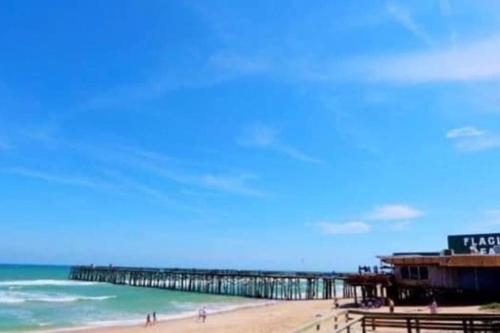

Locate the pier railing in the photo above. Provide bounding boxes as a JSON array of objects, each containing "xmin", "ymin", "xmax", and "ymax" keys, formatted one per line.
[{"xmin": 69, "ymin": 265, "xmax": 346, "ymax": 300}]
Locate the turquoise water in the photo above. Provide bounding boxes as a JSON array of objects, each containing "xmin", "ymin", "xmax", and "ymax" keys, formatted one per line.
[{"xmin": 0, "ymin": 265, "xmax": 259, "ymax": 332}]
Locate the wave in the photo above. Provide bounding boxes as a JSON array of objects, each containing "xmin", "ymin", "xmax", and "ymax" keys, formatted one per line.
[
  {"xmin": 40, "ymin": 300, "xmax": 276, "ymax": 333},
  {"xmin": 0, "ymin": 279, "xmax": 97, "ymax": 287},
  {"xmin": 0, "ymin": 291, "xmax": 115, "ymax": 304}
]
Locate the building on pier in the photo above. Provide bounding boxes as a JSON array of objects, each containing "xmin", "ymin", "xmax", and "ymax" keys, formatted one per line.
[{"xmin": 344, "ymin": 232, "xmax": 500, "ymax": 304}]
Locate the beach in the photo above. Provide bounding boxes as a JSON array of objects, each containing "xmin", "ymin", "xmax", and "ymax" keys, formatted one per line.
[
  {"xmin": 54, "ymin": 300, "xmax": 494, "ymax": 333},
  {"xmin": 57, "ymin": 300, "xmax": 336, "ymax": 333}
]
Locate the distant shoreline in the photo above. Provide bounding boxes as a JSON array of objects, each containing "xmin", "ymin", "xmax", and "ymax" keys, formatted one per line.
[{"xmin": 50, "ymin": 300, "xmax": 289, "ymax": 333}]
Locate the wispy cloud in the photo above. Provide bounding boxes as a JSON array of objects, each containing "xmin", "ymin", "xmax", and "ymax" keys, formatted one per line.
[
  {"xmin": 238, "ymin": 125, "xmax": 321, "ymax": 164},
  {"xmin": 352, "ymin": 35, "xmax": 500, "ymax": 83},
  {"xmin": 386, "ymin": 2, "xmax": 434, "ymax": 46},
  {"xmin": 438, "ymin": 0, "xmax": 457, "ymax": 48},
  {"xmin": 79, "ymin": 57, "xmax": 246, "ymax": 112},
  {"xmin": 316, "ymin": 221, "xmax": 371, "ymax": 235},
  {"xmin": 446, "ymin": 126, "xmax": 484, "ymax": 139},
  {"xmin": 85, "ymin": 145, "xmax": 267, "ymax": 197},
  {"xmin": 446, "ymin": 127, "xmax": 500, "ymax": 152},
  {"xmin": 212, "ymin": 33, "xmax": 500, "ymax": 85},
  {"xmin": 199, "ymin": 173, "xmax": 265, "ymax": 197},
  {"xmin": 315, "ymin": 203, "xmax": 423, "ymax": 235},
  {"xmin": 367, "ymin": 204, "xmax": 424, "ymax": 221},
  {"xmin": 2, "ymin": 167, "xmax": 115, "ymax": 191},
  {"xmin": 2, "ymin": 166, "xmax": 181, "ymax": 205}
]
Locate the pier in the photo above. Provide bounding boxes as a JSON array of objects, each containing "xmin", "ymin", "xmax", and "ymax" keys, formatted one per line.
[{"xmin": 69, "ymin": 266, "xmax": 347, "ymax": 300}]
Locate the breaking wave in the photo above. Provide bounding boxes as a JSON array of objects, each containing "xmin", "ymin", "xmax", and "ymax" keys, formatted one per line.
[
  {"xmin": 0, "ymin": 279, "xmax": 97, "ymax": 287},
  {"xmin": 0, "ymin": 291, "xmax": 115, "ymax": 304}
]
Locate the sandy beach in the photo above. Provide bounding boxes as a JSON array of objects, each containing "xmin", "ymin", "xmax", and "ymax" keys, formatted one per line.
[
  {"xmin": 53, "ymin": 299, "xmax": 496, "ymax": 333},
  {"xmin": 56, "ymin": 300, "xmax": 337, "ymax": 333}
]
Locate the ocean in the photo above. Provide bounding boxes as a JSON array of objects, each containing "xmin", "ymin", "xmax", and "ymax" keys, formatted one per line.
[{"xmin": 0, "ymin": 264, "xmax": 262, "ymax": 332}]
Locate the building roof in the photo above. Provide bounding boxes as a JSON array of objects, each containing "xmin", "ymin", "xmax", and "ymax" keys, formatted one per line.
[{"xmin": 379, "ymin": 254, "xmax": 500, "ymax": 267}]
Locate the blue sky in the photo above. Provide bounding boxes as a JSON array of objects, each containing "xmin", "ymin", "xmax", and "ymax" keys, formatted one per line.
[{"xmin": 2, "ymin": 0, "xmax": 500, "ymax": 271}]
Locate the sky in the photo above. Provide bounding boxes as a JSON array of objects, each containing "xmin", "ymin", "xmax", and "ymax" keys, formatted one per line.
[{"xmin": 2, "ymin": 0, "xmax": 500, "ymax": 272}]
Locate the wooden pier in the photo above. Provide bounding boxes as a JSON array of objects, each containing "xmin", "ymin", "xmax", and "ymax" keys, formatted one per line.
[{"xmin": 69, "ymin": 266, "xmax": 345, "ymax": 300}]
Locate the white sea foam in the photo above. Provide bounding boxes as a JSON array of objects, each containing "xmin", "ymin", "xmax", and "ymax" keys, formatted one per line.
[
  {"xmin": 0, "ymin": 290, "xmax": 115, "ymax": 304},
  {"xmin": 0, "ymin": 279, "xmax": 97, "ymax": 287},
  {"xmin": 39, "ymin": 300, "xmax": 276, "ymax": 333}
]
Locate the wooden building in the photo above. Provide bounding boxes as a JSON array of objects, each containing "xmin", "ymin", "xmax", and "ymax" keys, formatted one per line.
[
  {"xmin": 344, "ymin": 233, "xmax": 500, "ymax": 304},
  {"xmin": 379, "ymin": 253, "xmax": 500, "ymax": 301}
]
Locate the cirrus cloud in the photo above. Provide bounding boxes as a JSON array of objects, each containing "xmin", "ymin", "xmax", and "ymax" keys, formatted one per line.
[
  {"xmin": 316, "ymin": 221, "xmax": 371, "ymax": 235},
  {"xmin": 446, "ymin": 126, "xmax": 484, "ymax": 139},
  {"xmin": 238, "ymin": 124, "xmax": 321, "ymax": 164},
  {"xmin": 367, "ymin": 204, "xmax": 423, "ymax": 221},
  {"xmin": 446, "ymin": 127, "xmax": 500, "ymax": 152}
]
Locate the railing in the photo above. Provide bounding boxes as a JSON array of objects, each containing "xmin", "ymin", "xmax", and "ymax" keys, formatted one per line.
[
  {"xmin": 349, "ymin": 310, "xmax": 500, "ymax": 333},
  {"xmin": 72, "ymin": 265, "xmax": 346, "ymax": 278},
  {"xmin": 292, "ymin": 310, "xmax": 500, "ymax": 333},
  {"xmin": 292, "ymin": 310, "xmax": 349, "ymax": 333}
]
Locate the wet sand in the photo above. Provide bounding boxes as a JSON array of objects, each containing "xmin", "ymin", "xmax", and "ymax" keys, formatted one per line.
[{"xmin": 56, "ymin": 299, "xmax": 337, "ymax": 333}]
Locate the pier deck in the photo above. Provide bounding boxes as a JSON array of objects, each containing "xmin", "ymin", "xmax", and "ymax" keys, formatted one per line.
[{"xmin": 69, "ymin": 266, "xmax": 347, "ymax": 300}]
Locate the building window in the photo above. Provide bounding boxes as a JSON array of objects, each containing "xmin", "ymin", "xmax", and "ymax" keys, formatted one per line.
[
  {"xmin": 410, "ymin": 266, "xmax": 419, "ymax": 280},
  {"xmin": 419, "ymin": 266, "xmax": 429, "ymax": 280},
  {"xmin": 401, "ymin": 266, "xmax": 409, "ymax": 279},
  {"xmin": 400, "ymin": 266, "xmax": 429, "ymax": 280}
]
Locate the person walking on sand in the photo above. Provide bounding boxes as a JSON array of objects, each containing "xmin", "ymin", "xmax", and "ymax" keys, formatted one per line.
[
  {"xmin": 429, "ymin": 299, "xmax": 438, "ymax": 314},
  {"xmin": 199, "ymin": 307, "xmax": 207, "ymax": 323},
  {"xmin": 152, "ymin": 312, "xmax": 157, "ymax": 325},
  {"xmin": 145, "ymin": 313, "xmax": 151, "ymax": 327},
  {"xmin": 388, "ymin": 298, "xmax": 395, "ymax": 313}
]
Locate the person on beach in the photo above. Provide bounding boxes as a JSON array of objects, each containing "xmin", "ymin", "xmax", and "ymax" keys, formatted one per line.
[
  {"xmin": 198, "ymin": 307, "xmax": 207, "ymax": 323},
  {"xmin": 334, "ymin": 297, "xmax": 339, "ymax": 308},
  {"xmin": 429, "ymin": 299, "xmax": 438, "ymax": 314},
  {"xmin": 388, "ymin": 298, "xmax": 395, "ymax": 313},
  {"xmin": 152, "ymin": 312, "xmax": 157, "ymax": 325},
  {"xmin": 145, "ymin": 313, "xmax": 151, "ymax": 327}
]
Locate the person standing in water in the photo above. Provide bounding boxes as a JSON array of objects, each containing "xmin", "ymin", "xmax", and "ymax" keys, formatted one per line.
[
  {"xmin": 152, "ymin": 312, "xmax": 157, "ymax": 325},
  {"xmin": 145, "ymin": 313, "xmax": 151, "ymax": 327}
]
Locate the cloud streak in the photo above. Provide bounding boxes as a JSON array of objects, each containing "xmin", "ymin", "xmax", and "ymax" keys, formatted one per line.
[
  {"xmin": 315, "ymin": 203, "xmax": 423, "ymax": 236},
  {"xmin": 446, "ymin": 127, "xmax": 500, "ymax": 152},
  {"xmin": 316, "ymin": 221, "xmax": 371, "ymax": 235},
  {"xmin": 80, "ymin": 145, "xmax": 267, "ymax": 198},
  {"xmin": 446, "ymin": 127, "xmax": 484, "ymax": 139},
  {"xmin": 119, "ymin": 151, "xmax": 266, "ymax": 197},
  {"xmin": 367, "ymin": 204, "xmax": 424, "ymax": 221},
  {"xmin": 353, "ymin": 35, "xmax": 500, "ymax": 83},
  {"xmin": 214, "ymin": 34, "xmax": 500, "ymax": 86},
  {"xmin": 2, "ymin": 167, "xmax": 115, "ymax": 191},
  {"xmin": 238, "ymin": 125, "xmax": 321, "ymax": 164},
  {"xmin": 386, "ymin": 3, "xmax": 434, "ymax": 46}
]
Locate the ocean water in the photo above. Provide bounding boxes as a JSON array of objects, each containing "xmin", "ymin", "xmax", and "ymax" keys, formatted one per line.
[{"xmin": 0, "ymin": 265, "xmax": 262, "ymax": 332}]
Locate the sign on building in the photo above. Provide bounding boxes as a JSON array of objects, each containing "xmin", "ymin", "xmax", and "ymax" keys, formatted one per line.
[{"xmin": 448, "ymin": 233, "xmax": 500, "ymax": 254}]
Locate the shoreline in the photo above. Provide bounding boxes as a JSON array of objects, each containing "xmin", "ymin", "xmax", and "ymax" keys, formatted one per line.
[
  {"xmin": 51, "ymin": 299, "xmax": 337, "ymax": 333},
  {"xmin": 41, "ymin": 299, "xmax": 278, "ymax": 333}
]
